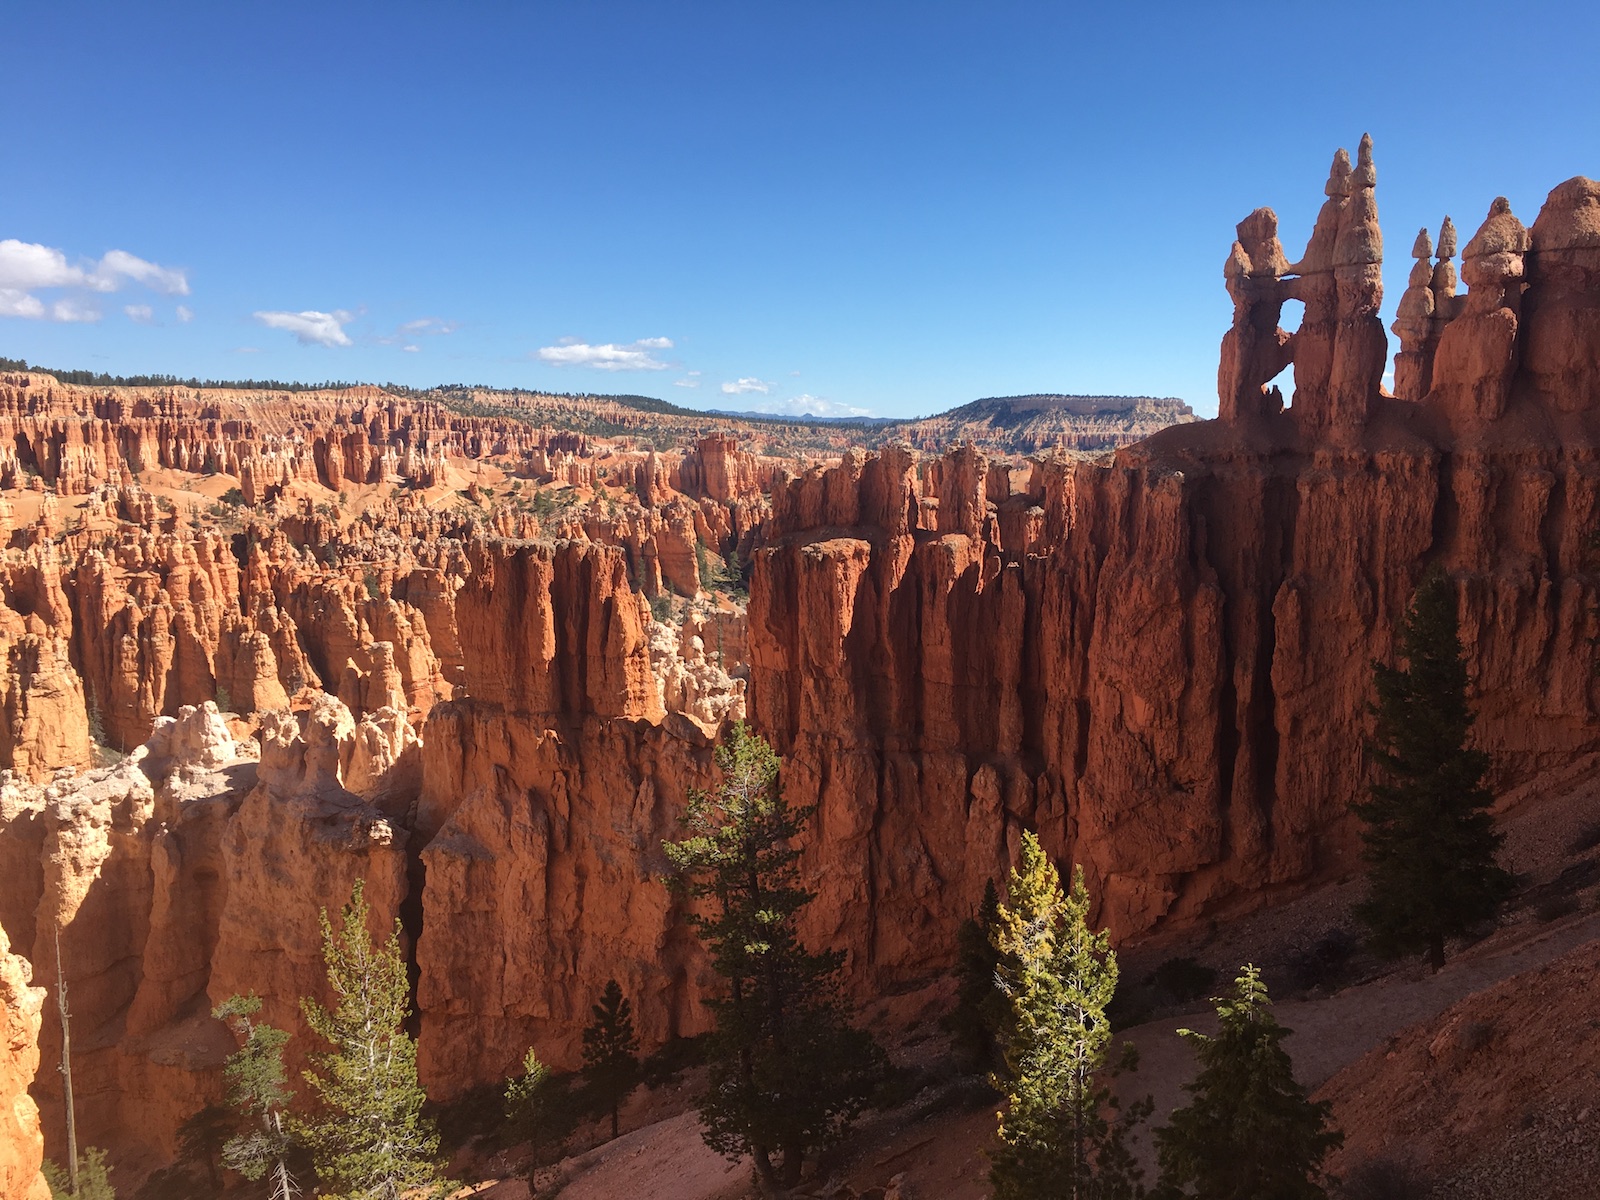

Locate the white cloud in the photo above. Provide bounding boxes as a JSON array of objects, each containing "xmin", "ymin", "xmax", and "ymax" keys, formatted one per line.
[
  {"xmin": 175, "ymin": 305, "xmax": 193, "ymax": 323},
  {"xmin": 674, "ymin": 377, "xmax": 700, "ymax": 388},
  {"xmin": 404, "ymin": 344, "xmax": 421, "ymax": 353},
  {"xmin": 0, "ymin": 239, "xmax": 190, "ymax": 321},
  {"xmin": 0, "ymin": 289, "xmax": 44, "ymax": 319},
  {"xmin": 254, "ymin": 309, "xmax": 354, "ymax": 347},
  {"xmin": 0, "ymin": 240, "xmax": 89, "ymax": 290},
  {"xmin": 721, "ymin": 377, "xmax": 773, "ymax": 395},
  {"xmin": 50, "ymin": 298, "xmax": 101, "ymax": 323},
  {"xmin": 94, "ymin": 249, "xmax": 189, "ymax": 295},
  {"xmin": 537, "ymin": 336, "xmax": 674, "ymax": 371},
  {"xmin": 124, "ymin": 304, "xmax": 155, "ymax": 324}
]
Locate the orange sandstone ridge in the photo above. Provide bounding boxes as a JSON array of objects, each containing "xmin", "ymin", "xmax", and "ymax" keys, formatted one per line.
[{"xmin": 0, "ymin": 143, "xmax": 1593, "ymax": 1180}]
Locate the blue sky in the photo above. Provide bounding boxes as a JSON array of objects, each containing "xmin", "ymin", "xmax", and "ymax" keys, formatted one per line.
[{"xmin": 2, "ymin": 2, "xmax": 1596, "ymax": 419}]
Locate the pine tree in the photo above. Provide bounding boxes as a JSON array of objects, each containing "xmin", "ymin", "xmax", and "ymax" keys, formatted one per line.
[
  {"xmin": 175, "ymin": 1105, "xmax": 231, "ymax": 1196},
  {"xmin": 214, "ymin": 992, "xmax": 301, "ymax": 1200},
  {"xmin": 505, "ymin": 1048, "xmax": 577, "ymax": 1167},
  {"xmin": 1154, "ymin": 965, "xmax": 1341, "ymax": 1199},
  {"xmin": 988, "ymin": 832, "xmax": 1148, "ymax": 1200},
  {"xmin": 42, "ymin": 1147, "xmax": 116, "ymax": 1200},
  {"xmin": 1354, "ymin": 568, "xmax": 1514, "ymax": 970},
  {"xmin": 298, "ymin": 879, "xmax": 445, "ymax": 1200},
  {"xmin": 582, "ymin": 979, "xmax": 641, "ymax": 1139},
  {"xmin": 663, "ymin": 722, "xmax": 886, "ymax": 1194},
  {"xmin": 945, "ymin": 878, "xmax": 1003, "ymax": 1072}
]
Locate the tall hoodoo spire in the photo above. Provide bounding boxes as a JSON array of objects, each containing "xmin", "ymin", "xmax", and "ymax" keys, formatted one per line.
[
  {"xmin": 1217, "ymin": 136, "xmax": 1387, "ymax": 432},
  {"xmin": 1391, "ymin": 227, "xmax": 1438, "ymax": 400},
  {"xmin": 1425, "ymin": 197, "xmax": 1530, "ymax": 424},
  {"xmin": 1218, "ymin": 208, "xmax": 1293, "ymax": 422},
  {"xmin": 1280, "ymin": 133, "xmax": 1386, "ymax": 433},
  {"xmin": 1431, "ymin": 215, "xmax": 1460, "ymax": 307},
  {"xmin": 1521, "ymin": 176, "xmax": 1600, "ymax": 407}
]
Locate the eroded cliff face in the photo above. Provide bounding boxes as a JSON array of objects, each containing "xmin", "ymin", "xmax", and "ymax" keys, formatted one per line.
[
  {"xmin": 4, "ymin": 530, "xmax": 744, "ymax": 1161},
  {"xmin": 0, "ymin": 921, "xmax": 48, "ymax": 1200},
  {"xmin": 749, "ymin": 153, "xmax": 1600, "ymax": 989},
  {"xmin": 0, "ymin": 393, "xmax": 773, "ymax": 1161},
  {"xmin": 415, "ymin": 708, "xmax": 720, "ymax": 1095},
  {"xmin": 5, "ymin": 699, "xmax": 415, "ymax": 1166},
  {"xmin": 411, "ymin": 534, "xmax": 730, "ymax": 1095}
]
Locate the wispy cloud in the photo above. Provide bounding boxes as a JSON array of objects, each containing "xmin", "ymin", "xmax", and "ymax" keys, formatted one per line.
[
  {"xmin": 403, "ymin": 344, "xmax": 421, "ymax": 353},
  {"xmin": 0, "ymin": 290, "xmax": 44, "ymax": 319},
  {"xmin": 175, "ymin": 305, "xmax": 193, "ymax": 323},
  {"xmin": 254, "ymin": 309, "xmax": 354, "ymax": 347},
  {"xmin": 95, "ymin": 249, "xmax": 189, "ymax": 295},
  {"xmin": 400, "ymin": 317, "xmax": 459, "ymax": 335},
  {"xmin": 124, "ymin": 304, "xmax": 155, "ymax": 324},
  {"xmin": 49, "ymin": 298, "xmax": 101, "ymax": 324},
  {"xmin": 674, "ymin": 369, "xmax": 702, "ymax": 389},
  {"xmin": 537, "ymin": 336, "xmax": 673, "ymax": 371},
  {"xmin": 379, "ymin": 316, "xmax": 459, "ymax": 347},
  {"xmin": 720, "ymin": 393, "xmax": 875, "ymax": 419},
  {"xmin": 721, "ymin": 377, "xmax": 773, "ymax": 395},
  {"xmin": 0, "ymin": 239, "xmax": 189, "ymax": 322}
]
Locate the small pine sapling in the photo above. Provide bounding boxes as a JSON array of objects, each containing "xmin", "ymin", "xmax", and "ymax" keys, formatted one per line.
[
  {"xmin": 1155, "ymin": 965, "xmax": 1342, "ymax": 1199},
  {"xmin": 582, "ymin": 979, "xmax": 641, "ymax": 1139},
  {"xmin": 214, "ymin": 992, "xmax": 300, "ymax": 1200}
]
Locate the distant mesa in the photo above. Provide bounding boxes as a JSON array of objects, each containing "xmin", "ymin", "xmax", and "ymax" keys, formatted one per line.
[
  {"xmin": 891, "ymin": 391, "xmax": 1198, "ymax": 452},
  {"xmin": 957, "ymin": 393, "xmax": 1192, "ymax": 415},
  {"xmin": 702, "ymin": 392, "xmax": 1198, "ymax": 451}
]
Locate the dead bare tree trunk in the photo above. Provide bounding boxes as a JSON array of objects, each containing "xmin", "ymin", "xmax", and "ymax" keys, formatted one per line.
[{"xmin": 55, "ymin": 926, "xmax": 79, "ymax": 1196}]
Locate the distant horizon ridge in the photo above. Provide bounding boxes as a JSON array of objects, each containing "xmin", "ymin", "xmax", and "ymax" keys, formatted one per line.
[{"xmin": 0, "ymin": 355, "xmax": 1194, "ymax": 431}]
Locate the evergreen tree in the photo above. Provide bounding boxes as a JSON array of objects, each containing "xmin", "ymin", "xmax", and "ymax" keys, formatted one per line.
[
  {"xmin": 1354, "ymin": 568, "xmax": 1514, "ymax": 970},
  {"xmin": 1154, "ymin": 965, "xmax": 1341, "ymax": 1199},
  {"xmin": 298, "ymin": 880, "xmax": 445, "ymax": 1200},
  {"xmin": 989, "ymin": 832, "xmax": 1148, "ymax": 1200},
  {"xmin": 175, "ymin": 1104, "xmax": 232, "ymax": 1196},
  {"xmin": 42, "ymin": 1147, "xmax": 116, "ymax": 1200},
  {"xmin": 505, "ymin": 1049, "xmax": 578, "ymax": 1167},
  {"xmin": 582, "ymin": 979, "xmax": 641, "ymax": 1139},
  {"xmin": 664, "ymin": 722, "xmax": 886, "ymax": 1194},
  {"xmin": 944, "ymin": 878, "xmax": 1003, "ymax": 1072},
  {"xmin": 504, "ymin": 1048, "xmax": 552, "ymax": 1135},
  {"xmin": 214, "ymin": 992, "xmax": 301, "ymax": 1200}
]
